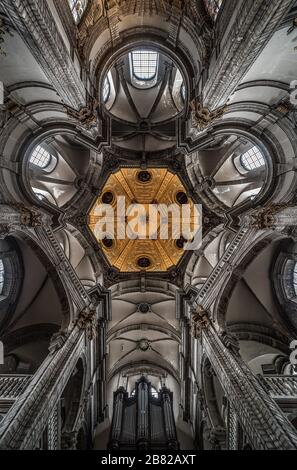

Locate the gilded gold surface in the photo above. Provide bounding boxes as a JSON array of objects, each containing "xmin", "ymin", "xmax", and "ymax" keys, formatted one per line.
[{"xmin": 88, "ymin": 168, "xmax": 198, "ymax": 272}]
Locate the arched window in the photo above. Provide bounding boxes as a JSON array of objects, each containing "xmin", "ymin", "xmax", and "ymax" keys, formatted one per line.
[
  {"xmin": 68, "ymin": 0, "xmax": 87, "ymax": 24},
  {"xmin": 102, "ymin": 76, "xmax": 110, "ymax": 103},
  {"xmin": 0, "ymin": 259, "xmax": 4, "ymax": 295},
  {"xmin": 131, "ymin": 50, "xmax": 158, "ymax": 81},
  {"xmin": 240, "ymin": 146, "xmax": 265, "ymax": 171},
  {"xmin": 30, "ymin": 145, "xmax": 52, "ymax": 169},
  {"xmin": 204, "ymin": 0, "xmax": 223, "ymax": 21}
]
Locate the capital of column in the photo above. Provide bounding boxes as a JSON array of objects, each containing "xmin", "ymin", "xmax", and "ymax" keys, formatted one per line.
[{"xmin": 191, "ymin": 305, "xmax": 211, "ymax": 339}]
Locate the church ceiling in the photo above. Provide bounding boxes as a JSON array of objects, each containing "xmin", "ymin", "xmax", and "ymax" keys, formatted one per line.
[{"xmin": 88, "ymin": 167, "xmax": 198, "ymax": 272}]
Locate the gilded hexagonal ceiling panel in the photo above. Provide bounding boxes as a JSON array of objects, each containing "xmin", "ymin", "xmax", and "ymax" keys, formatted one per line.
[{"xmin": 88, "ymin": 168, "xmax": 198, "ymax": 272}]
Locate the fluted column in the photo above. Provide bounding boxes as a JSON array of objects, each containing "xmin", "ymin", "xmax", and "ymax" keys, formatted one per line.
[{"xmin": 191, "ymin": 308, "xmax": 297, "ymax": 450}]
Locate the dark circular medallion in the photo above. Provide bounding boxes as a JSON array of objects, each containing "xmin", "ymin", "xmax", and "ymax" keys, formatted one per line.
[
  {"xmin": 138, "ymin": 303, "xmax": 150, "ymax": 314},
  {"xmin": 137, "ymin": 171, "xmax": 152, "ymax": 183},
  {"xmin": 102, "ymin": 191, "xmax": 114, "ymax": 204},
  {"xmin": 102, "ymin": 237, "xmax": 113, "ymax": 248},
  {"xmin": 176, "ymin": 237, "xmax": 186, "ymax": 249},
  {"xmin": 137, "ymin": 257, "xmax": 151, "ymax": 268},
  {"xmin": 176, "ymin": 191, "xmax": 188, "ymax": 205}
]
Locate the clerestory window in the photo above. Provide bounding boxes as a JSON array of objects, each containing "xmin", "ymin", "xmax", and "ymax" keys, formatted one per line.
[
  {"xmin": 30, "ymin": 145, "xmax": 52, "ymax": 169},
  {"xmin": 240, "ymin": 146, "xmax": 265, "ymax": 171}
]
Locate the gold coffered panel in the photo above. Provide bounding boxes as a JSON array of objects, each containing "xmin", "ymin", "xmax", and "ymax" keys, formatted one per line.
[{"xmin": 88, "ymin": 168, "xmax": 198, "ymax": 272}]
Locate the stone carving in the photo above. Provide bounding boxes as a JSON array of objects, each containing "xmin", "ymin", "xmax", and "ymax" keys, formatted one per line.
[
  {"xmin": 190, "ymin": 98, "xmax": 227, "ymax": 131},
  {"xmin": 244, "ymin": 203, "xmax": 293, "ymax": 229},
  {"xmin": 0, "ymin": 204, "xmax": 50, "ymax": 233},
  {"xmin": 65, "ymin": 96, "xmax": 99, "ymax": 129},
  {"xmin": 76, "ymin": 305, "xmax": 97, "ymax": 340},
  {"xmin": 18, "ymin": 206, "xmax": 45, "ymax": 228},
  {"xmin": 191, "ymin": 306, "xmax": 211, "ymax": 339}
]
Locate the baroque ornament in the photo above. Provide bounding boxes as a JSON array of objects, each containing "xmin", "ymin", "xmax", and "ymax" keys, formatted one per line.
[
  {"xmin": 191, "ymin": 305, "xmax": 210, "ymax": 339},
  {"xmin": 76, "ymin": 305, "xmax": 97, "ymax": 340},
  {"xmin": 245, "ymin": 203, "xmax": 294, "ymax": 229},
  {"xmin": 190, "ymin": 98, "xmax": 227, "ymax": 131},
  {"xmin": 65, "ymin": 95, "xmax": 99, "ymax": 129}
]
